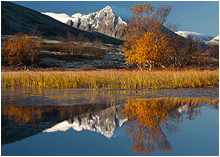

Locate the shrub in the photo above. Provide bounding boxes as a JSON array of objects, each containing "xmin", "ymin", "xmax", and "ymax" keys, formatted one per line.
[
  {"xmin": 42, "ymin": 33, "xmax": 107, "ymax": 59},
  {"xmin": 1, "ymin": 33, "xmax": 42, "ymax": 69}
]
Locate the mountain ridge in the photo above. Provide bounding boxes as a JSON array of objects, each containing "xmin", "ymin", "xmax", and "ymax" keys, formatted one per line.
[
  {"xmin": 205, "ymin": 35, "xmax": 219, "ymax": 45},
  {"xmin": 43, "ymin": 6, "xmax": 127, "ymax": 39},
  {"xmin": 1, "ymin": 1, "xmax": 123, "ymax": 44},
  {"xmin": 43, "ymin": 5, "xmax": 218, "ymax": 43},
  {"xmin": 175, "ymin": 31, "xmax": 214, "ymax": 43}
]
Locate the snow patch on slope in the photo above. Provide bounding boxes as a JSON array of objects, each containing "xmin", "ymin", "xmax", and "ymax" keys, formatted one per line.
[
  {"xmin": 42, "ymin": 12, "xmax": 75, "ymax": 23},
  {"xmin": 206, "ymin": 35, "xmax": 219, "ymax": 45},
  {"xmin": 175, "ymin": 31, "xmax": 214, "ymax": 43}
]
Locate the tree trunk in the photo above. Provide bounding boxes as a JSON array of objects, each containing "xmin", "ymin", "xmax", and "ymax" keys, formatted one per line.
[
  {"xmin": 147, "ymin": 60, "xmax": 152, "ymax": 71},
  {"xmin": 137, "ymin": 64, "xmax": 143, "ymax": 71},
  {"xmin": 149, "ymin": 64, "xmax": 152, "ymax": 71}
]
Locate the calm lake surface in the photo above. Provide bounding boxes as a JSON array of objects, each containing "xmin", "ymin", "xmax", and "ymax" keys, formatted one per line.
[{"xmin": 1, "ymin": 87, "xmax": 219, "ymax": 156}]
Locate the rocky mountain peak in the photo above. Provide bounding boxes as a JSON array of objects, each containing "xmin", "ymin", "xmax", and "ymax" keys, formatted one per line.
[
  {"xmin": 41, "ymin": 5, "xmax": 127, "ymax": 39},
  {"xmin": 65, "ymin": 6, "xmax": 127, "ymax": 39},
  {"xmin": 71, "ymin": 13, "xmax": 83, "ymax": 18},
  {"xmin": 100, "ymin": 5, "xmax": 113, "ymax": 13}
]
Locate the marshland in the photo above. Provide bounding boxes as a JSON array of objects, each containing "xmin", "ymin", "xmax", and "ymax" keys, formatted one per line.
[{"xmin": 1, "ymin": 70, "xmax": 219, "ymax": 89}]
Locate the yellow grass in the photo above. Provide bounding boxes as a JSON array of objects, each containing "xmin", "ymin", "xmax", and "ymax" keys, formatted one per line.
[{"xmin": 1, "ymin": 70, "xmax": 219, "ymax": 89}]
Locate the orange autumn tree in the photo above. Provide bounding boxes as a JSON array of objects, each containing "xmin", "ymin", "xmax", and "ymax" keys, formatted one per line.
[
  {"xmin": 123, "ymin": 3, "xmax": 172, "ymax": 70},
  {"xmin": 1, "ymin": 33, "xmax": 42, "ymax": 69}
]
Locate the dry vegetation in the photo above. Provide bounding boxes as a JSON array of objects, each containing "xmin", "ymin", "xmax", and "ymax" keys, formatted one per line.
[
  {"xmin": 1, "ymin": 32, "xmax": 108, "ymax": 70},
  {"xmin": 42, "ymin": 33, "xmax": 108, "ymax": 59},
  {"xmin": 1, "ymin": 33, "xmax": 42, "ymax": 69},
  {"xmin": 2, "ymin": 70, "xmax": 219, "ymax": 89}
]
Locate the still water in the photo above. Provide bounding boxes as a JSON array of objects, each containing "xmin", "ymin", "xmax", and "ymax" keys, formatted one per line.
[{"xmin": 1, "ymin": 87, "xmax": 219, "ymax": 156}]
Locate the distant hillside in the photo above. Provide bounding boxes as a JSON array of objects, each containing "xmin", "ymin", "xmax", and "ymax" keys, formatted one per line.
[
  {"xmin": 1, "ymin": 1, "xmax": 123, "ymax": 44},
  {"xmin": 206, "ymin": 35, "xmax": 219, "ymax": 45},
  {"xmin": 175, "ymin": 31, "xmax": 214, "ymax": 43}
]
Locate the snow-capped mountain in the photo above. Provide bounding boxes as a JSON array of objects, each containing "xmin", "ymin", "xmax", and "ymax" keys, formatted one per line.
[
  {"xmin": 42, "ymin": 6, "xmax": 130, "ymax": 24},
  {"xmin": 42, "ymin": 6, "xmax": 217, "ymax": 43},
  {"xmin": 206, "ymin": 35, "xmax": 219, "ymax": 45},
  {"xmin": 42, "ymin": 6, "xmax": 127, "ymax": 39},
  {"xmin": 44, "ymin": 104, "xmax": 127, "ymax": 138},
  {"xmin": 175, "ymin": 31, "xmax": 214, "ymax": 43}
]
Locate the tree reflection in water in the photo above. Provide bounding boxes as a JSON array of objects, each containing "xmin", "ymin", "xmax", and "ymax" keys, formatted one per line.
[
  {"xmin": 1, "ymin": 97, "xmax": 218, "ymax": 153},
  {"xmin": 122, "ymin": 98, "xmax": 219, "ymax": 155}
]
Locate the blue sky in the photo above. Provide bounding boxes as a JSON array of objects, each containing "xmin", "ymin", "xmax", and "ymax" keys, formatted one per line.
[{"xmin": 11, "ymin": 1, "xmax": 219, "ymax": 37}]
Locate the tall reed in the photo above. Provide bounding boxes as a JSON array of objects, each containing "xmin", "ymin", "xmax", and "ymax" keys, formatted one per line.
[{"xmin": 1, "ymin": 70, "xmax": 219, "ymax": 90}]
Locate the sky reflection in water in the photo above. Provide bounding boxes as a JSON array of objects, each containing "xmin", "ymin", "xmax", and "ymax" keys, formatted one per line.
[{"xmin": 1, "ymin": 91, "xmax": 219, "ymax": 156}]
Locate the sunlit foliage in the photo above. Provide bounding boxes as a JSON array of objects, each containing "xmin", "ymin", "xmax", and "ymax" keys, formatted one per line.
[
  {"xmin": 1, "ymin": 33, "xmax": 42, "ymax": 69},
  {"xmin": 123, "ymin": 3, "xmax": 172, "ymax": 70}
]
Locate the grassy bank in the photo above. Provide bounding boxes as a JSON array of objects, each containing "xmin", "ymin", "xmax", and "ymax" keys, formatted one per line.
[{"xmin": 1, "ymin": 70, "xmax": 219, "ymax": 89}]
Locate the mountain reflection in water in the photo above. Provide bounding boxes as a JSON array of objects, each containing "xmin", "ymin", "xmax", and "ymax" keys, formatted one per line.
[
  {"xmin": 43, "ymin": 104, "xmax": 127, "ymax": 138},
  {"xmin": 1, "ymin": 97, "xmax": 219, "ymax": 155},
  {"xmin": 1, "ymin": 103, "xmax": 118, "ymax": 145}
]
